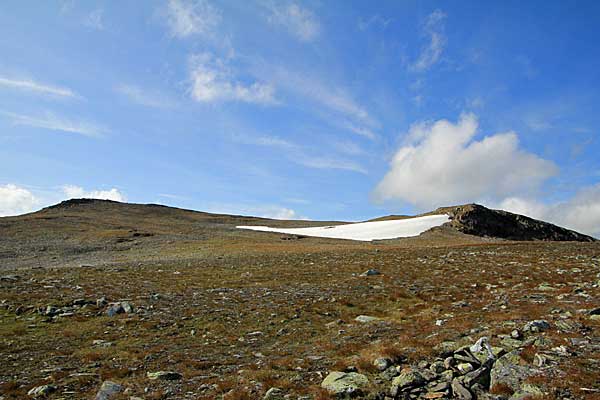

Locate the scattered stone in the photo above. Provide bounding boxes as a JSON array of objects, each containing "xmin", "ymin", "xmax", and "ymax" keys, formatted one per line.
[
  {"xmin": 360, "ymin": 269, "xmax": 381, "ymax": 277},
  {"xmin": 373, "ymin": 357, "xmax": 391, "ymax": 371},
  {"xmin": 92, "ymin": 339, "xmax": 113, "ymax": 348},
  {"xmin": 321, "ymin": 371, "xmax": 369, "ymax": 396},
  {"xmin": 96, "ymin": 297, "xmax": 108, "ymax": 307},
  {"xmin": 27, "ymin": 385, "xmax": 57, "ymax": 397},
  {"xmin": 106, "ymin": 301, "xmax": 134, "ymax": 317},
  {"xmin": 354, "ymin": 315, "xmax": 379, "ymax": 323},
  {"xmin": 510, "ymin": 329, "xmax": 522, "ymax": 339},
  {"xmin": 94, "ymin": 381, "xmax": 123, "ymax": 400},
  {"xmin": 146, "ymin": 371, "xmax": 182, "ymax": 380},
  {"xmin": 263, "ymin": 387, "xmax": 285, "ymax": 400},
  {"xmin": 523, "ymin": 320, "xmax": 550, "ymax": 333}
]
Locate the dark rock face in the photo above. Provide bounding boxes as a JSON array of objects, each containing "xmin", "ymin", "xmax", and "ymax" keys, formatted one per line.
[{"xmin": 437, "ymin": 204, "xmax": 596, "ymax": 242}]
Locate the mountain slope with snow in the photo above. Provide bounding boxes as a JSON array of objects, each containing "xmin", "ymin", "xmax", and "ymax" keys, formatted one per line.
[{"xmin": 237, "ymin": 214, "xmax": 451, "ymax": 241}]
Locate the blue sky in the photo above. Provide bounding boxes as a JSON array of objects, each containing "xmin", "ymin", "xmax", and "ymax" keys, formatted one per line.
[{"xmin": 1, "ymin": 1, "xmax": 600, "ymax": 236}]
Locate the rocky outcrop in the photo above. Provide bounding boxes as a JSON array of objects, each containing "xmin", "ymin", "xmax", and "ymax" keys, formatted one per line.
[
  {"xmin": 320, "ymin": 319, "xmax": 567, "ymax": 399},
  {"xmin": 437, "ymin": 204, "xmax": 596, "ymax": 242}
]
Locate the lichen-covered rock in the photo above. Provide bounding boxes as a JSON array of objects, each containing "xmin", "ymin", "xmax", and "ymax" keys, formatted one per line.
[
  {"xmin": 490, "ymin": 351, "xmax": 537, "ymax": 392},
  {"xmin": 390, "ymin": 369, "xmax": 426, "ymax": 396},
  {"xmin": 321, "ymin": 371, "xmax": 369, "ymax": 397},
  {"xmin": 509, "ymin": 383, "xmax": 544, "ymax": 400},
  {"xmin": 451, "ymin": 378, "xmax": 473, "ymax": 400}
]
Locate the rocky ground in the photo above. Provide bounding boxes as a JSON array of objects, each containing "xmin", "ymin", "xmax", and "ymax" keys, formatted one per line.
[{"xmin": 0, "ymin": 201, "xmax": 599, "ymax": 399}]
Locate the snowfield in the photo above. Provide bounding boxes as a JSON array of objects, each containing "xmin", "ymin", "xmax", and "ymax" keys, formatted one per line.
[{"xmin": 237, "ymin": 214, "xmax": 451, "ymax": 241}]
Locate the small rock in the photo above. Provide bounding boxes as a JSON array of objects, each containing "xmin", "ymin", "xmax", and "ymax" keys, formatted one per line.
[
  {"xmin": 94, "ymin": 381, "xmax": 123, "ymax": 400},
  {"xmin": 27, "ymin": 385, "xmax": 57, "ymax": 397},
  {"xmin": 146, "ymin": 371, "xmax": 182, "ymax": 380}
]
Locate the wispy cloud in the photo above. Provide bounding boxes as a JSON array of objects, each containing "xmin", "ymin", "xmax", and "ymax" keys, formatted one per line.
[
  {"xmin": 297, "ymin": 155, "xmax": 367, "ymax": 174},
  {"xmin": 165, "ymin": 0, "xmax": 221, "ymax": 38},
  {"xmin": 189, "ymin": 53, "xmax": 277, "ymax": 105},
  {"xmin": 1, "ymin": 110, "xmax": 107, "ymax": 138},
  {"xmin": 411, "ymin": 10, "xmax": 447, "ymax": 72},
  {"xmin": 204, "ymin": 202, "xmax": 305, "ymax": 220},
  {"xmin": 266, "ymin": 2, "xmax": 319, "ymax": 42},
  {"xmin": 115, "ymin": 84, "xmax": 176, "ymax": 109},
  {"xmin": 233, "ymin": 133, "xmax": 297, "ymax": 149},
  {"xmin": 358, "ymin": 15, "xmax": 392, "ymax": 31},
  {"xmin": 83, "ymin": 8, "xmax": 104, "ymax": 30},
  {"xmin": 0, "ymin": 76, "xmax": 78, "ymax": 99}
]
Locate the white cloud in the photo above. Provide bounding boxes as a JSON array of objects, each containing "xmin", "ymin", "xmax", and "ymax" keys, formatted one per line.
[
  {"xmin": 0, "ymin": 183, "xmax": 127, "ymax": 217},
  {"xmin": 189, "ymin": 53, "xmax": 277, "ymax": 105},
  {"xmin": 411, "ymin": 9, "xmax": 447, "ymax": 71},
  {"xmin": 115, "ymin": 84, "xmax": 176, "ymax": 108},
  {"xmin": 0, "ymin": 76, "xmax": 78, "ymax": 98},
  {"xmin": 83, "ymin": 8, "xmax": 104, "ymax": 30},
  {"xmin": 373, "ymin": 113, "xmax": 557, "ymax": 209},
  {"xmin": 1, "ymin": 110, "xmax": 107, "ymax": 137},
  {"xmin": 267, "ymin": 2, "xmax": 319, "ymax": 42},
  {"xmin": 0, "ymin": 184, "xmax": 39, "ymax": 217},
  {"xmin": 496, "ymin": 185, "xmax": 600, "ymax": 238},
  {"xmin": 165, "ymin": 0, "xmax": 221, "ymax": 38},
  {"xmin": 62, "ymin": 185, "xmax": 126, "ymax": 202}
]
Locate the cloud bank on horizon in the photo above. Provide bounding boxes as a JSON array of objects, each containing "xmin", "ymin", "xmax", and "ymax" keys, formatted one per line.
[{"xmin": 1, "ymin": 1, "xmax": 599, "ymax": 237}]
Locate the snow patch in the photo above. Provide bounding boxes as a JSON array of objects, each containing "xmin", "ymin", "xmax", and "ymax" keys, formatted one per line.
[{"xmin": 237, "ymin": 214, "xmax": 450, "ymax": 241}]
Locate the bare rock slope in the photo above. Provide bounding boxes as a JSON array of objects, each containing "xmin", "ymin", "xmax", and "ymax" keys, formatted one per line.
[{"xmin": 436, "ymin": 203, "xmax": 595, "ymax": 242}]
